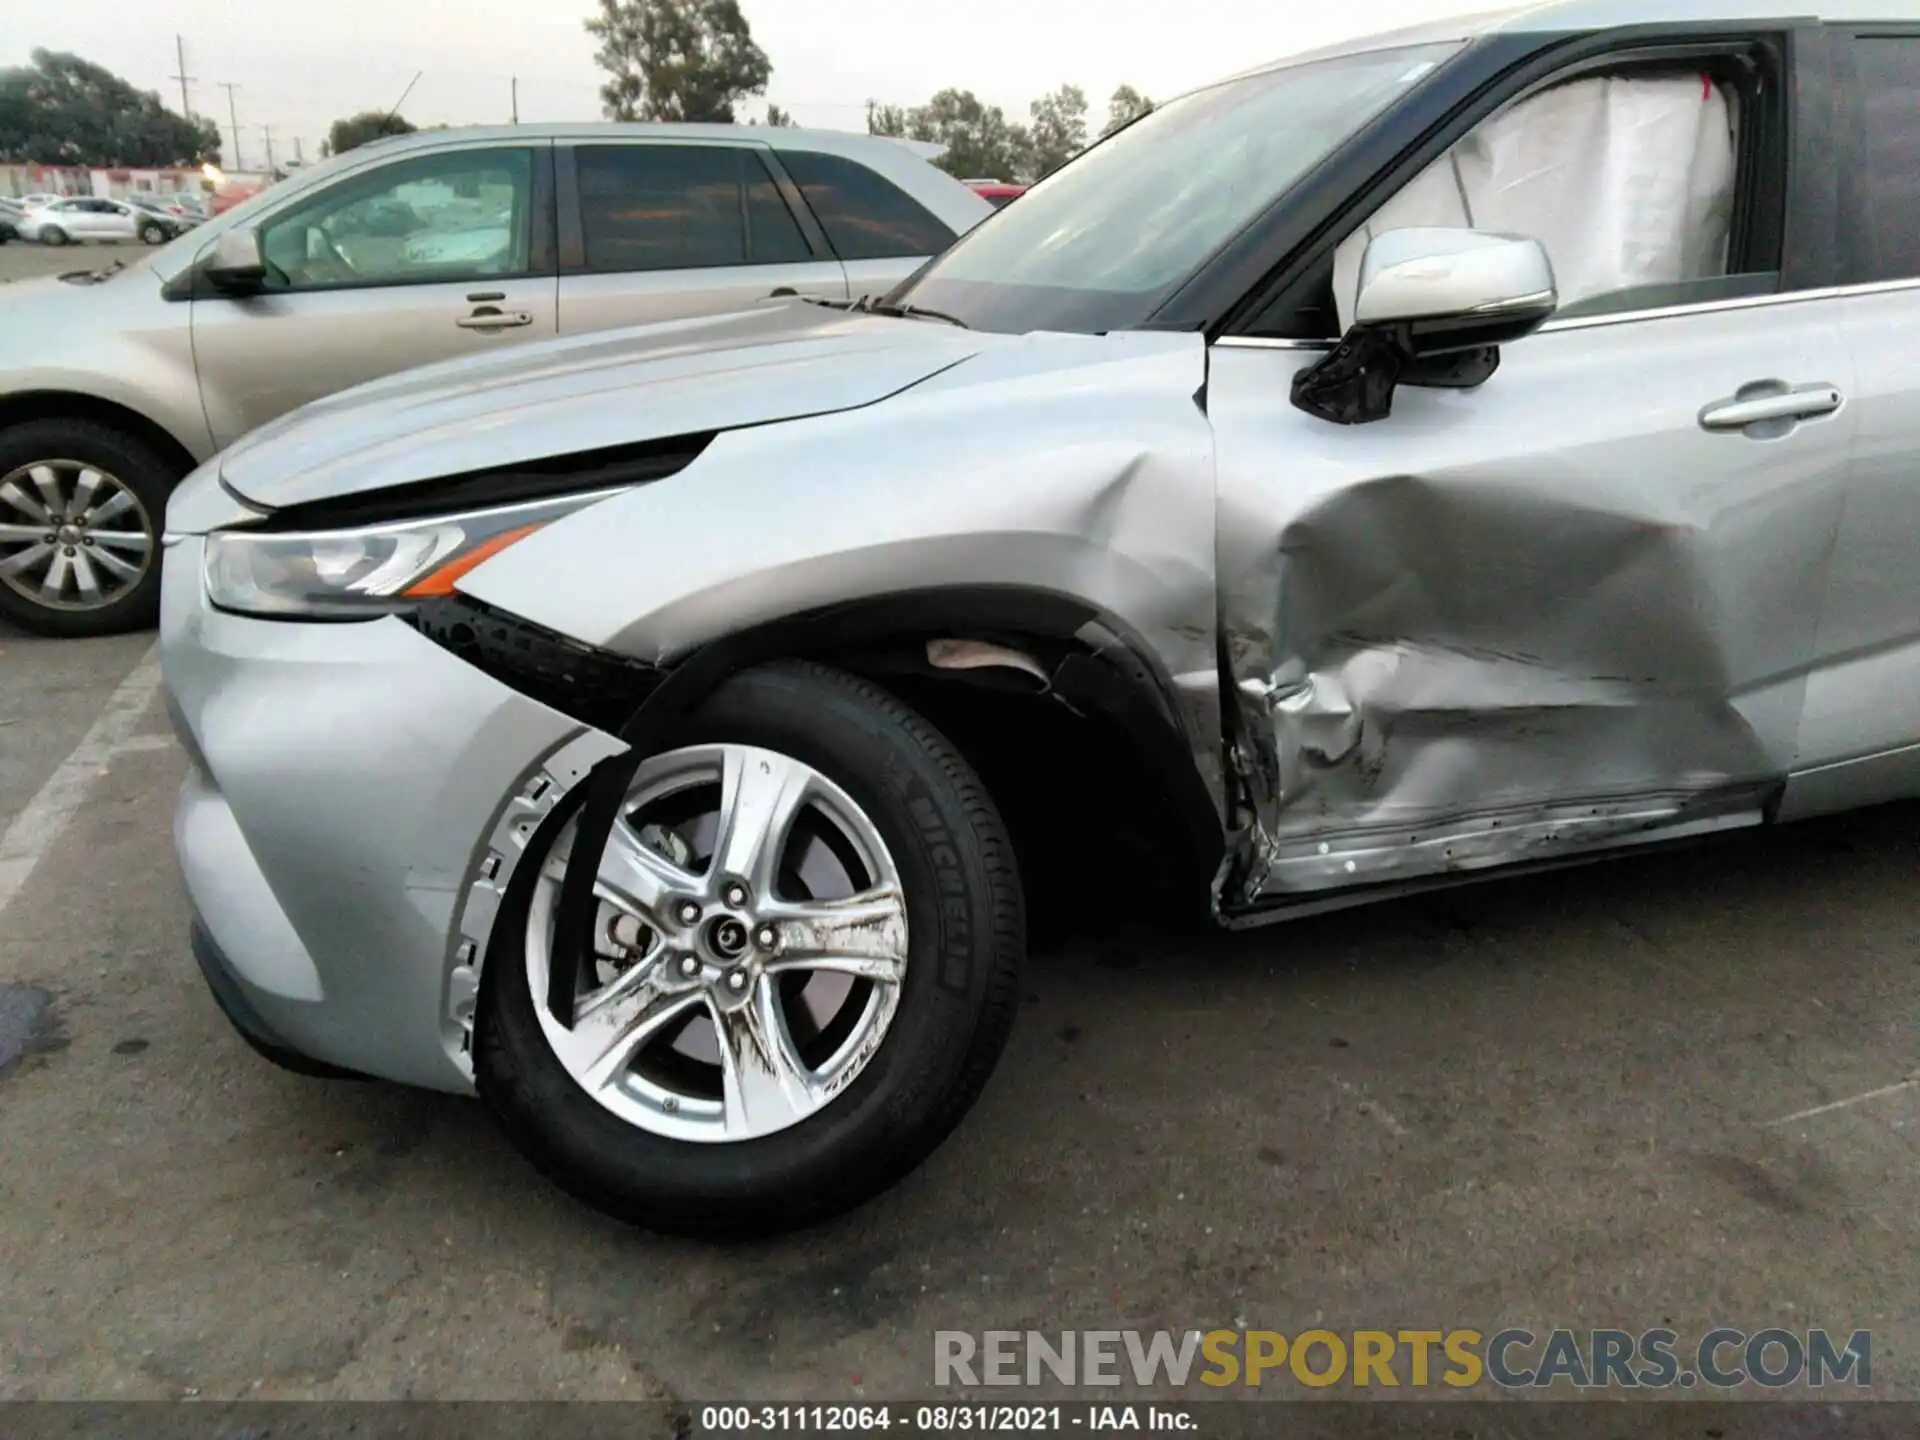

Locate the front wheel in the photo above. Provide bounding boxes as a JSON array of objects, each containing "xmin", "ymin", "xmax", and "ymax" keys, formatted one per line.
[
  {"xmin": 38, "ymin": 225, "xmax": 68, "ymax": 246},
  {"xmin": 139, "ymin": 223, "xmax": 167, "ymax": 245},
  {"xmin": 476, "ymin": 661, "xmax": 1024, "ymax": 1237},
  {"xmin": 0, "ymin": 419, "xmax": 175, "ymax": 636}
]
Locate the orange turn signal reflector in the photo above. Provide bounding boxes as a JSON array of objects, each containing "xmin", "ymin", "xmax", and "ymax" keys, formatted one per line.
[{"xmin": 403, "ymin": 523, "xmax": 546, "ymax": 598}]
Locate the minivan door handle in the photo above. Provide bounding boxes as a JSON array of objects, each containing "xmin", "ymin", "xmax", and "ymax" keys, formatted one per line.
[
  {"xmin": 457, "ymin": 305, "xmax": 534, "ymax": 332},
  {"xmin": 1699, "ymin": 381, "xmax": 1843, "ymax": 435}
]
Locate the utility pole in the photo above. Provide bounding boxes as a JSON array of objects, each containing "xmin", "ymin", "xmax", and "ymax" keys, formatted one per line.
[
  {"xmin": 511, "ymin": 75, "xmax": 519, "ymax": 124},
  {"xmin": 259, "ymin": 124, "xmax": 276, "ymax": 172},
  {"xmin": 219, "ymin": 82, "xmax": 242, "ymax": 169},
  {"xmin": 293, "ymin": 136, "xmax": 304, "ymax": 165},
  {"xmin": 169, "ymin": 35, "xmax": 195, "ymax": 119}
]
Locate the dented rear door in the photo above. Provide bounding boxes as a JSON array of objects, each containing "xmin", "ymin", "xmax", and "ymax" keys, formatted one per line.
[{"xmin": 1207, "ymin": 304, "xmax": 1856, "ymax": 909}]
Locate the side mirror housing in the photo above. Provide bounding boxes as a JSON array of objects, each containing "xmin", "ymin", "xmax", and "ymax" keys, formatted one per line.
[
  {"xmin": 203, "ymin": 224, "xmax": 267, "ymax": 293},
  {"xmin": 1293, "ymin": 228, "xmax": 1558, "ymax": 425}
]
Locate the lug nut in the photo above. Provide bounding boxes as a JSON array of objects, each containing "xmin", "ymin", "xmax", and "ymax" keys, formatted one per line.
[
  {"xmin": 675, "ymin": 901, "xmax": 701, "ymax": 925},
  {"xmin": 754, "ymin": 925, "xmax": 778, "ymax": 950},
  {"xmin": 678, "ymin": 954, "xmax": 700, "ymax": 977},
  {"xmin": 726, "ymin": 970, "xmax": 748, "ymax": 993},
  {"xmin": 723, "ymin": 883, "xmax": 748, "ymax": 908}
]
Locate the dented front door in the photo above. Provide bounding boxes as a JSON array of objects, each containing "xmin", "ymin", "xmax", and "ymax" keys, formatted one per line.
[{"xmin": 1206, "ymin": 301, "xmax": 1856, "ymax": 909}]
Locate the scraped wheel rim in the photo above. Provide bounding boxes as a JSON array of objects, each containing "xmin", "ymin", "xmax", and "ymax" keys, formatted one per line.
[
  {"xmin": 0, "ymin": 459, "xmax": 155, "ymax": 611},
  {"xmin": 526, "ymin": 743, "xmax": 910, "ymax": 1144}
]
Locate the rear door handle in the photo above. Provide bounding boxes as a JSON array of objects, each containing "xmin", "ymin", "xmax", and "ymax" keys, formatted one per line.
[
  {"xmin": 457, "ymin": 306, "xmax": 533, "ymax": 332},
  {"xmin": 1700, "ymin": 382, "xmax": 1843, "ymax": 434}
]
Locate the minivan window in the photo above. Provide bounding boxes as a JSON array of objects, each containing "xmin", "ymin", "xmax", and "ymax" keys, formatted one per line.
[
  {"xmin": 779, "ymin": 150, "xmax": 955, "ymax": 261},
  {"xmin": 887, "ymin": 42, "xmax": 1462, "ymax": 334},
  {"xmin": 1843, "ymin": 35, "xmax": 1920, "ymax": 283},
  {"xmin": 258, "ymin": 148, "xmax": 535, "ymax": 291},
  {"xmin": 575, "ymin": 144, "xmax": 812, "ymax": 272}
]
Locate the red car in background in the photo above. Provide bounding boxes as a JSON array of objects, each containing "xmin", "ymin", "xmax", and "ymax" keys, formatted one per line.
[{"xmin": 965, "ymin": 180, "xmax": 1027, "ymax": 209}]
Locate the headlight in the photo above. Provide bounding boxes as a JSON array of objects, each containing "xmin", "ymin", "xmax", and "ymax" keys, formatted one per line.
[{"xmin": 203, "ymin": 490, "xmax": 616, "ymax": 620}]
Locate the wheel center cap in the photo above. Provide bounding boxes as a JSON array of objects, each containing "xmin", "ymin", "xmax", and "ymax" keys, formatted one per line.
[
  {"xmin": 706, "ymin": 916, "xmax": 749, "ymax": 961},
  {"xmin": 55, "ymin": 524, "xmax": 79, "ymax": 546}
]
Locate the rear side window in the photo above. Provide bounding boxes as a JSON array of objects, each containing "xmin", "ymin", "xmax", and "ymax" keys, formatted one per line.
[
  {"xmin": 575, "ymin": 144, "xmax": 813, "ymax": 273},
  {"xmin": 779, "ymin": 150, "xmax": 955, "ymax": 260},
  {"xmin": 1843, "ymin": 35, "xmax": 1920, "ymax": 283}
]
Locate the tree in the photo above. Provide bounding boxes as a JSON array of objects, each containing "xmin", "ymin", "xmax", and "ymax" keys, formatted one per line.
[
  {"xmin": 903, "ymin": 89, "xmax": 1031, "ymax": 182},
  {"xmin": 1102, "ymin": 84, "xmax": 1155, "ymax": 138},
  {"xmin": 865, "ymin": 100, "xmax": 909, "ymax": 138},
  {"xmin": 585, "ymin": 0, "xmax": 771, "ymax": 123},
  {"xmin": 0, "ymin": 50, "xmax": 221, "ymax": 166},
  {"xmin": 760, "ymin": 102, "xmax": 794, "ymax": 127},
  {"xmin": 1025, "ymin": 84, "xmax": 1087, "ymax": 178},
  {"xmin": 326, "ymin": 110, "xmax": 417, "ymax": 156}
]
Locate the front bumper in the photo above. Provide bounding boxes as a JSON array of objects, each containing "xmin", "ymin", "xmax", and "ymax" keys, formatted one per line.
[{"xmin": 162, "ymin": 537, "xmax": 623, "ymax": 1092}]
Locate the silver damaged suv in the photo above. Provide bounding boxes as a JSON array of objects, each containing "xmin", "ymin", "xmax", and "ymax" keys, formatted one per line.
[
  {"xmin": 0, "ymin": 125, "xmax": 988, "ymax": 636},
  {"xmin": 163, "ymin": 1, "xmax": 1920, "ymax": 1234}
]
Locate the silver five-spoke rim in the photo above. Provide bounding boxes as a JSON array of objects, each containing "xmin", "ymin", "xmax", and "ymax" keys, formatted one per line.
[
  {"xmin": 526, "ymin": 743, "xmax": 909, "ymax": 1144},
  {"xmin": 0, "ymin": 459, "xmax": 154, "ymax": 611}
]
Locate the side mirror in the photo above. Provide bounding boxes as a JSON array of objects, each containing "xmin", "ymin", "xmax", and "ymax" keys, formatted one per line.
[
  {"xmin": 1293, "ymin": 228, "xmax": 1558, "ymax": 425},
  {"xmin": 203, "ymin": 224, "xmax": 267, "ymax": 293}
]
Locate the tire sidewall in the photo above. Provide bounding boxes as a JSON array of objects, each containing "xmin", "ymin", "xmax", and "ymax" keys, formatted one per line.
[
  {"xmin": 0, "ymin": 419, "xmax": 175, "ymax": 636},
  {"xmin": 479, "ymin": 663, "xmax": 1019, "ymax": 1227}
]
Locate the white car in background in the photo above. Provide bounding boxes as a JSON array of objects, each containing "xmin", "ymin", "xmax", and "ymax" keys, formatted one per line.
[{"xmin": 19, "ymin": 197, "xmax": 177, "ymax": 247}]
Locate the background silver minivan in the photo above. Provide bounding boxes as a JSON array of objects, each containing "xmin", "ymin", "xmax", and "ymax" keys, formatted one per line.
[{"xmin": 0, "ymin": 125, "xmax": 991, "ymax": 636}]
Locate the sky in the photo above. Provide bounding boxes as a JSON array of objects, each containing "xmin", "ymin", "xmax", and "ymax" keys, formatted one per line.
[{"xmin": 5, "ymin": 0, "xmax": 1509, "ymax": 172}]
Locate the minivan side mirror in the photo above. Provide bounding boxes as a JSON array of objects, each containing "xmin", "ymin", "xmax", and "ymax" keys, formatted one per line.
[
  {"xmin": 1292, "ymin": 228, "xmax": 1558, "ymax": 426},
  {"xmin": 203, "ymin": 224, "xmax": 267, "ymax": 293}
]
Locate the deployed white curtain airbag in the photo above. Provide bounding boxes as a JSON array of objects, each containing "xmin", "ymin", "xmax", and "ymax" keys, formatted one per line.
[{"xmin": 1334, "ymin": 73, "xmax": 1738, "ymax": 330}]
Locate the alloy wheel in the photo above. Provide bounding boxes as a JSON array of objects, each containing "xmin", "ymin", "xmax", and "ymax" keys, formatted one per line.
[
  {"xmin": 0, "ymin": 459, "xmax": 157, "ymax": 612},
  {"xmin": 525, "ymin": 743, "xmax": 910, "ymax": 1144}
]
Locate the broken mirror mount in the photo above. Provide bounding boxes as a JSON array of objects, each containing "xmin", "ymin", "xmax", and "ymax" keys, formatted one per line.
[{"xmin": 1291, "ymin": 227, "xmax": 1557, "ymax": 426}]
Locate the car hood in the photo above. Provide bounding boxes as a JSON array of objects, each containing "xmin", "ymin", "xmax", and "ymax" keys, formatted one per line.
[{"xmin": 218, "ymin": 302, "xmax": 986, "ymax": 509}]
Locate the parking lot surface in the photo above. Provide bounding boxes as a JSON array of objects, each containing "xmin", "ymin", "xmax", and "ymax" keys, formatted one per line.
[{"xmin": 1, "ymin": 241, "xmax": 1916, "ymax": 1409}]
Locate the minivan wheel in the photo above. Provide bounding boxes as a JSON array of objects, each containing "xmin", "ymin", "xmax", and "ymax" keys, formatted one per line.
[
  {"xmin": 0, "ymin": 420, "xmax": 175, "ymax": 637},
  {"xmin": 139, "ymin": 223, "xmax": 167, "ymax": 245},
  {"xmin": 476, "ymin": 661, "xmax": 1024, "ymax": 1237},
  {"xmin": 38, "ymin": 226, "xmax": 68, "ymax": 246}
]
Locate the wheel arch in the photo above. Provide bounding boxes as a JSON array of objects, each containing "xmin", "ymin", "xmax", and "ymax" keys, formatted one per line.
[
  {"xmin": 423, "ymin": 585, "xmax": 1230, "ymax": 939},
  {"xmin": 0, "ymin": 390, "xmax": 202, "ymax": 479}
]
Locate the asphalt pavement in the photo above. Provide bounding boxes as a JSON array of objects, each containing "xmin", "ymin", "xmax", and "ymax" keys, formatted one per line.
[{"xmin": 0, "ymin": 240, "xmax": 1916, "ymax": 1413}]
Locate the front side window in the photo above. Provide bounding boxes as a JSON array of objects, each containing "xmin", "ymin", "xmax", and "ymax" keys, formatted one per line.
[
  {"xmin": 778, "ymin": 150, "xmax": 955, "ymax": 261},
  {"xmin": 258, "ymin": 148, "xmax": 534, "ymax": 292},
  {"xmin": 1842, "ymin": 34, "xmax": 1920, "ymax": 283},
  {"xmin": 889, "ymin": 43, "xmax": 1462, "ymax": 333},
  {"xmin": 1330, "ymin": 67, "xmax": 1759, "ymax": 329},
  {"xmin": 575, "ymin": 144, "xmax": 812, "ymax": 273}
]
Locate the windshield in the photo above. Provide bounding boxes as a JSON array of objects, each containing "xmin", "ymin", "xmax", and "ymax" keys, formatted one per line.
[{"xmin": 889, "ymin": 42, "xmax": 1462, "ymax": 334}]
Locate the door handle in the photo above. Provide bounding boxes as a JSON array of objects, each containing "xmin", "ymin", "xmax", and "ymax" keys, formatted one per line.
[
  {"xmin": 457, "ymin": 306, "xmax": 533, "ymax": 332},
  {"xmin": 1699, "ymin": 381, "xmax": 1843, "ymax": 434}
]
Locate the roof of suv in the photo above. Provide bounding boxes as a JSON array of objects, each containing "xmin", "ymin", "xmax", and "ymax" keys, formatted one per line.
[
  {"xmin": 1247, "ymin": 0, "xmax": 1920, "ymax": 74},
  {"xmin": 286, "ymin": 123, "xmax": 985, "ymax": 248}
]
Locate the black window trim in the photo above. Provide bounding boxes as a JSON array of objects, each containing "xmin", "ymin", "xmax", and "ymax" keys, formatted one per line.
[
  {"xmin": 1827, "ymin": 20, "xmax": 1920, "ymax": 288},
  {"xmin": 555, "ymin": 137, "xmax": 833, "ymax": 278},
  {"xmin": 1165, "ymin": 22, "xmax": 1829, "ymax": 341}
]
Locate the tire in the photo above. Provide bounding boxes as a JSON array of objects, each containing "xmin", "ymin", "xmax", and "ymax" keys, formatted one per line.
[
  {"xmin": 477, "ymin": 660, "xmax": 1025, "ymax": 1237},
  {"xmin": 140, "ymin": 223, "xmax": 167, "ymax": 245},
  {"xmin": 39, "ymin": 225, "xmax": 68, "ymax": 246},
  {"xmin": 0, "ymin": 419, "xmax": 178, "ymax": 637}
]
